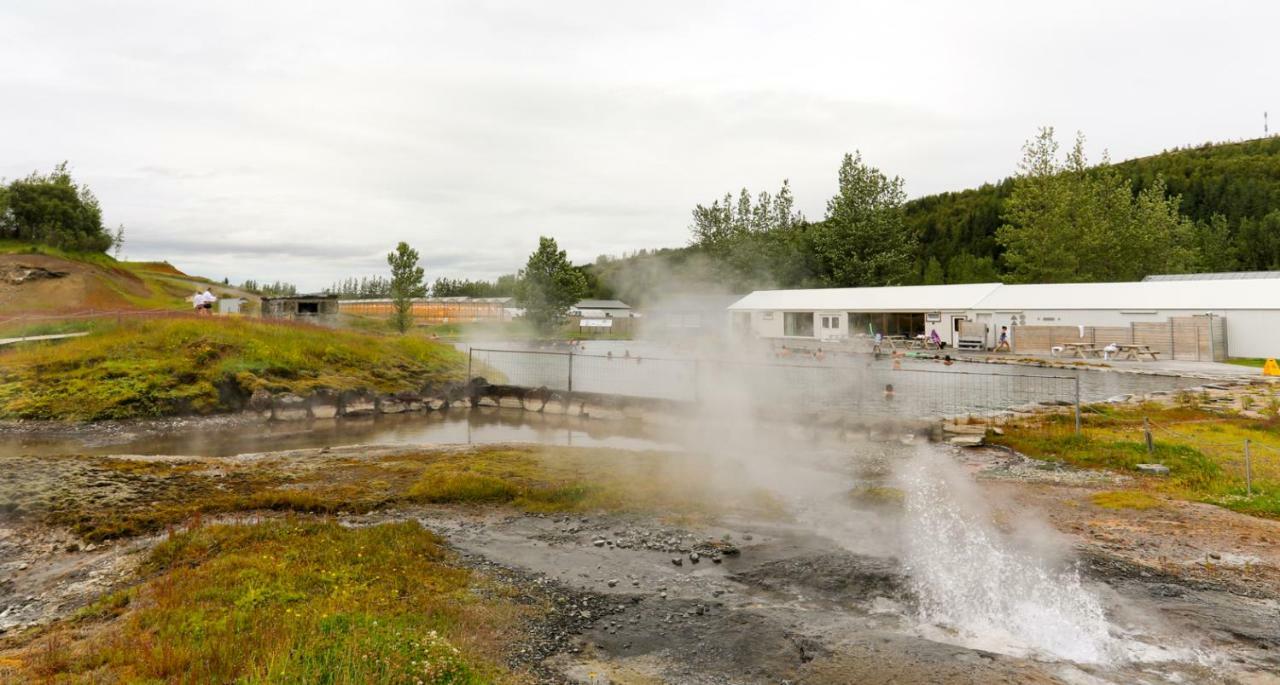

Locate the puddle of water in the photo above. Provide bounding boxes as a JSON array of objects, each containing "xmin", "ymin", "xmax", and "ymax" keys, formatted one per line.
[{"xmin": 2, "ymin": 409, "xmax": 685, "ymax": 458}]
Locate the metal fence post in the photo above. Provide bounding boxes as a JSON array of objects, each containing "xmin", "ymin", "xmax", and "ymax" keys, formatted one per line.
[
  {"xmin": 1073, "ymin": 374, "xmax": 1082, "ymax": 436},
  {"xmin": 467, "ymin": 348, "xmax": 473, "ymax": 380},
  {"xmin": 1244, "ymin": 439, "xmax": 1253, "ymax": 497},
  {"xmin": 567, "ymin": 350, "xmax": 574, "ymax": 393}
]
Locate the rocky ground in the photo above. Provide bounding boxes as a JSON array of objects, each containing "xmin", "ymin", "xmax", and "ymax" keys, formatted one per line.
[{"xmin": 3, "ymin": 439, "xmax": 1279, "ymax": 684}]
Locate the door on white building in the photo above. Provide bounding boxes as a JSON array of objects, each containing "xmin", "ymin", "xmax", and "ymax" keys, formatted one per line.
[{"xmin": 951, "ymin": 316, "xmax": 967, "ymax": 348}]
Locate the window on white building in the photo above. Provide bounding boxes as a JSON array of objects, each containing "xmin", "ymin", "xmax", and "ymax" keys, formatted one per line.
[{"xmin": 783, "ymin": 312, "xmax": 815, "ymax": 337}]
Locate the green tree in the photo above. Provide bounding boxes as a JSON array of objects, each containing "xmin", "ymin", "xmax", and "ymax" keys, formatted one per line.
[
  {"xmin": 689, "ymin": 179, "xmax": 805, "ymax": 290},
  {"xmin": 1235, "ymin": 210, "xmax": 1280, "ymax": 270},
  {"xmin": 946, "ymin": 252, "xmax": 1001, "ymax": 283},
  {"xmin": 387, "ymin": 242, "xmax": 426, "ymax": 333},
  {"xmin": 921, "ymin": 257, "xmax": 944, "ymax": 285},
  {"xmin": 1, "ymin": 162, "xmax": 112, "ymax": 252},
  {"xmin": 1191, "ymin": 214, "xmax": 1239, "ymax": 272},
  {"xmin": 811, "ymin": 152, "xmax": 915, "ymax": 286},
  {"xmin": 516, "ymin": 236, "xmax": 587, "ymax": 333},
  {"xmin": 997, "ymin": 128, "xmax": 1197, "ymax": 283}
]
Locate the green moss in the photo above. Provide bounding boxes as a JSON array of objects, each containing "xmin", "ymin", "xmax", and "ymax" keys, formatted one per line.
[
  {"xmin": 14, "ymin": 520, "xmax": 514, "ymax": 683},
  {"xmin": 994, "ymin": 405, "xmax": 1280, "ymax": 518}
]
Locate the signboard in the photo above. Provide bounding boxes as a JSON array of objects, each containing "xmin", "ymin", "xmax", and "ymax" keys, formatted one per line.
[
  {"xmin": 926, "ymin": 311, "xmax": 942, "ymax": 322},
  {"xmin": 579, "ymin": 319, "xmax": 613, "ymax": 328}
]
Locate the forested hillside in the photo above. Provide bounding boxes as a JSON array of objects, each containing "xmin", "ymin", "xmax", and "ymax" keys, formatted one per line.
[
  {"xmin": 907, "ymin": 136, "xmax": 1280, "ymax": 280},
  {"xmin": 580, "ymin": 135, "xmax": 1280, "ymax": 303}
]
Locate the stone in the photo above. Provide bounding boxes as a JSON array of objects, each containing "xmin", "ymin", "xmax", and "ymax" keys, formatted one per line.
[
  {"xmin": 689, "ymin": 552, "xmax": 700, "ymax": 564},
  {"xmin": 378, "ymin": 396, "xmax": 408, "ymax": 414},
  {"xmin": 671, "ymin": 557, "xmax": 683, "ymax": 566},
  {"xmin": 1136, "ymin": 463, "xmax": 1170, "ymax": 475},
  {"xmin": 309, "ymin": 390, "xmax": 339, "ymax": 419},
  {"xmin": 271, "ymin": 393, "xmax": 309, "ymax": 421},
  {"xmin": 247, "ymin": 389, "xmax": 273, "ymax": 414},
  {"xmin": 339, "ymin": 390, "xmax": 377, "ymax": 416},
  {"xmin": 948, "ymin": 434, "xmax": 985, "ymax": 447},
  {"xmin": 607, "ymin": 579, "xmax": 618, "ymax": 587},
  {"xmin": 593, "ymin": 539, "xmax": 606, "ymax": 547}
]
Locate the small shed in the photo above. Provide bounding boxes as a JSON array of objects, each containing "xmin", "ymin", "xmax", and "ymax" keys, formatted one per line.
[
  {"xmin": 570, "ymin": 299, "xmax": 635, "ymax": 318},
  {"xmin": 260, "ymin": 294, "xmax": 340, "ymax": 321},
  {"xmin": 216, "ymin": 297, "xmax": 247, "ymax": 315}
]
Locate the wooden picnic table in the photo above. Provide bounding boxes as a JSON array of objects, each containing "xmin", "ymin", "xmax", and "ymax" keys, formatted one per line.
[
  {"xmin": 1112, "ymin": 343, "xmax": 1160, "ymax": 361},
  {"xmin": 1058, "ymin": 342, "xmax": 1102, "ymax": 359}
]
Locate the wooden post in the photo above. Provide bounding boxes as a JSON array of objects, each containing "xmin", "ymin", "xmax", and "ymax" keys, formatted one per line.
[
  {"xmin": 1244, "ymin": 439, "xmax": 1253, "ymax": 497},
  {"xmin": 1144, "ymin": 417, "xmax": 1154, "ymax": 456},
  {"xmin": 1073, "ymin": 374, "xmax": 1081, "ymax": 436}
]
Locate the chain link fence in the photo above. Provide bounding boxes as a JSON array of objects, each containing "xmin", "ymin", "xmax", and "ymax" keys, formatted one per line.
[{"xmin": 467, "ymin": 347, "xmax": 1083, "ymax": 423}]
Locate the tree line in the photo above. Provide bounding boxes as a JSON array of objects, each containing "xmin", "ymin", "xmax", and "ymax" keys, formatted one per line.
[
  {"xmin": 376, "ymin": 238, "xmax": 585, "ymax": 334},
  {"xmin": 584, "ymin": 130, "xmax": 1280, "ymax": 302}
]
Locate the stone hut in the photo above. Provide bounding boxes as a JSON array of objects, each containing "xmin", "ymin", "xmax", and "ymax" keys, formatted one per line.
[{"xmin": 260, "ymin": 294, "xmax": 340, "ymax": 322}]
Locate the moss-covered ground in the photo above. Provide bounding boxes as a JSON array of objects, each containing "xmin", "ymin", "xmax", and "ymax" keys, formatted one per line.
[
  {"xmin": 0, "ymin": 317, "xmax": 467, "ymax": 420},
  {"xmin": 2, "ymin": 445, "xmax": 782, "ymax": 544},
  {"xmin": 0, "ymin": 444, "xmax": 781, "ymax": 683},
  {"xmin": 992, "ymin": 403, "xmax": 1280, "ymax": 518},
  {"xmin": 6, "ymin": 519, "xmax": 526, "ymax": 683}
]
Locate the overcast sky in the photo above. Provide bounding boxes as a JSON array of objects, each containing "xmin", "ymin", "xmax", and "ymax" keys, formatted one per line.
[{"xmin": 2, "ymin": 1, "xmax": 1276, "ymax": 290}]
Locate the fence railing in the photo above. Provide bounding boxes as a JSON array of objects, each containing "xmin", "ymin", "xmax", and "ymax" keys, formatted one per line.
[{"xmin": 466, "ymin": 347, "xmax": 1083, "ymax": 425}]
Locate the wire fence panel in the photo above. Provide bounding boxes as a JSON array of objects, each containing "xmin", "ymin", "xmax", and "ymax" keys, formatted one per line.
[
  {"xmin": 469, "ymin": 349, "xmax": 573, "ymax": 391},
  {"xmin": 467, "ymin": 348, "xmax": 1081, "ymax": 420},
  {"xmin": 569, "ymin": 354, "xmax": 696, "ymax": 401}
]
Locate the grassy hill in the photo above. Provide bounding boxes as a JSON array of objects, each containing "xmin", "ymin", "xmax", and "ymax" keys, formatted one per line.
[
  {"xmin": 0, "ymin": 317, "xmax": 467, "ymax": 420},
  {"xmin": 0, "ymin": 239, "xmax": 254, "ymax": 317}
]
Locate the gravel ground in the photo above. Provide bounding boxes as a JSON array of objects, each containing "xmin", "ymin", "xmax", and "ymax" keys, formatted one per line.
[{"xmin": 4, "ymin": 442, "xmax": 1280, "ymax": 684}]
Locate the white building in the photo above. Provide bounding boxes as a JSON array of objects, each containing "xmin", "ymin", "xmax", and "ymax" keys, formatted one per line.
[
  {"xmin": 728, "ymin": 283, "xmax": 1001, "ymax": 349},
  {"xmin": 728, "ymin": 277, "xmax": 1280, "ymax": 360}
]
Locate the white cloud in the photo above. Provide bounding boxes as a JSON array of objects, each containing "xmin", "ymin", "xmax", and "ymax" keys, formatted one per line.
[{"xmin": 1, "ymin": 0, "xmax": 1276, "ymax": 289}]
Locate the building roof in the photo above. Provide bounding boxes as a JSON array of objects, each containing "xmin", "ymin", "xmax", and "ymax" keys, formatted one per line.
[
  {"xmin": 643, "ymin": 294, "xmax": 743, "ymax": 312},
  {"xmin": 574, "ymin": 299, "xmax": 631, "ymax": 310},
  {"xmin": 1143, "ymin": 271, "xmax": 1280, "ymax": 281},
  {"xmin": 729, "ymin": 277, "xmax": 1280, "ymax": 313},
  {"xmin": 728, "ymin": 283, "xmax": 1002, "ymax": 312},
  {"xmin": 972, "ymin": 279, "xmax": 1280, "ymax": 311},
  {"xmin": 261, "ymin": 293, "xmax": 337, "ymax": 301}
]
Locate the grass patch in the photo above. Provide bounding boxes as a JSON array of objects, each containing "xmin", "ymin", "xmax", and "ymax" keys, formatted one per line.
[
  {"xmin": 1226, "ymin": 357, "xmax": 1269, "ymax": 368},
  {"xmin": 995, "ymin": 405, "xmax": 1280, "ymax": 518},
  {"xmin": 0, "ymin": 317, "xmax": 466, "ymax": 420},
  {"xmin": 3, "ymin": 520, "xmax": 523, "ymax": 683},
  {"xmin": 1090, "ymin": 490, "xmax": 1164, "ymax": 510}
]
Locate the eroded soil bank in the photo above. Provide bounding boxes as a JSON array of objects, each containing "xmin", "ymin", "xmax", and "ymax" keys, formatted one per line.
[{"xmin": 2, "ymin": 440, "xmax": 1278, "ymax": 684}]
